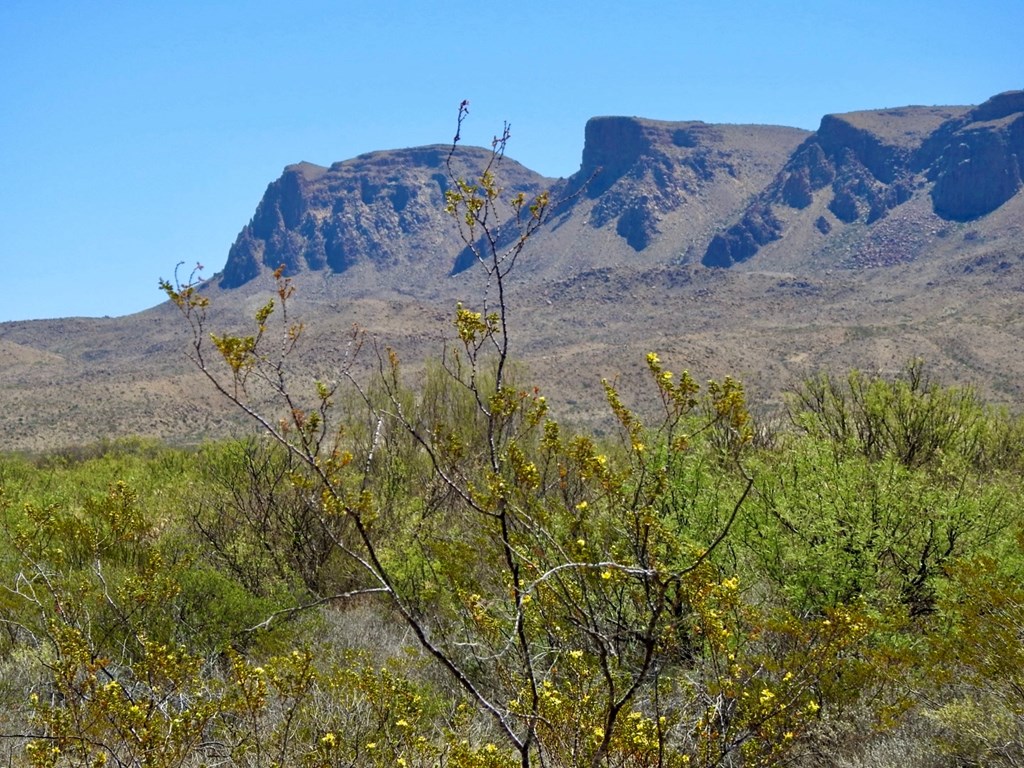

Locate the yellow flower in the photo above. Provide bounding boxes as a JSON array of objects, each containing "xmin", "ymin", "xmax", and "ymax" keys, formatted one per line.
[
  {"xmin": 601, "ymin": 571, "xmax": 612, "ymax": 580},
  {"xmin": 320, "ymin": 733, "xmax": 336, "ymax": 748}
]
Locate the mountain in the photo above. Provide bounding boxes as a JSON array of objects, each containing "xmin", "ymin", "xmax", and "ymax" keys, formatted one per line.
[
  {"xmin": 2, "ymin": 91, "xmax": 1023, "ymax": 452},
  {"xmin": 704, "ymin": 91, "xmax": 1024, "ymax": 268},
  {"xmin": 219, "ymin": 146, "xmax": 551, "ymax": 290},
  {"xmin": 220, "ymin": 118, "xmax": 810, "ymax": 289}
]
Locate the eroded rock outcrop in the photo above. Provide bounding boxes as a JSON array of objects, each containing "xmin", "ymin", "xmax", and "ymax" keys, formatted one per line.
[
  {"xmin": 575, "ymin": 117, "xmax": 805, "ymax": 253},
  {"xmin": 220, "ymin": 148, "xmax": 548, "ymax": 289},
  {"xmin": 926, "ymin": 91, "xmax": 1024, "ymax": 221},
  {"xmin": 703, "ymin": 205, "xmax": 783, "ymax": 268},
  {"xmin": 578, "ymin": 118, "xmax": 730, "ymax": 251},
  {"xmin": 702, "ymin": 93, "xmax": 1024, "ymax": 268}
]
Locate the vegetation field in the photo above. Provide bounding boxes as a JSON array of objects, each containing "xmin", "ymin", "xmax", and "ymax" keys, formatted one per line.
[
  {"xmin": 3, "ymin": 135, "xmax": 1024, "ymax": 768},
  {"xmin": 3, "ymin": 335, "xmax": 1024, "ymax": 767}
]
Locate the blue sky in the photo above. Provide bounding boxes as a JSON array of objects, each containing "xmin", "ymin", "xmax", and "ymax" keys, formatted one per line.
[{"xmin": 1, "ymin": 1, "xmax": 1021, "ymax": 322}]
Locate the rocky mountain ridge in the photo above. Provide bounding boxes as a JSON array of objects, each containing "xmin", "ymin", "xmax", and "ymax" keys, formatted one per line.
[
  {"xmin": 220, "ymin": 146, "xmax": 552, "ymax": 289},
  {"xmin": 705, "ymin": 92, "xmax": 1024, "ymax": 268},
  {"xmin": 2, "ymin": 90, "xmax": 1023, "ymax": 452},
  {"xmin": 219, "ymin": 91, "xmax": 1023, "ymax": 289}
]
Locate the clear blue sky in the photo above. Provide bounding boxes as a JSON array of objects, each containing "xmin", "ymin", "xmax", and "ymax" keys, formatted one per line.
[{"xmin": 1, "ymin": 1, "xmax": 1021, "ymax": 322}]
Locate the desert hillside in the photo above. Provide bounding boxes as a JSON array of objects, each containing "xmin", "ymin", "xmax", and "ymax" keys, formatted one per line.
[{"xmin": 1, "ymin": 91, "xmax": 1022, "ymax": 452}]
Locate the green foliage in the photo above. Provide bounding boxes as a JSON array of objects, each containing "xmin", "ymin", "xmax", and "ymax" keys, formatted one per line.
[
  {"xmin": 25, "ymin": 626, "xmax": 233, "ymax": 768},
  {"xmin": 759, "ymin": 361, "xmax": 1024, "ymax": 619},
  {"xmin": 922, "ymin": 548, "xmax": 1024, "ymax": 765},
  {"xmin": 3, "ymin": 363, "xmax": 1024, "ymax": 765},
  {"xmin": 185, "ymin": 438, "xmax": 356, "ymax": 600},
  {"xmin": 4, "ymin": 115, "xmax": 1024, "ymax": 767},
  {"xmin": 790, "ymin": 358, "xmax": 1024, "ymax": 472},
  {"xmin": 741, "ymin": 432, "xmax": 1017, "ymax": 616}
]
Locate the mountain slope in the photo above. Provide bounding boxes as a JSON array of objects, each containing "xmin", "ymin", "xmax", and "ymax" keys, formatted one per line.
[
  {"xmin": 219, "ymin": 146, "xmax": 552, "ymax": 292},
  {"xmin": 1, "ymin": 91, "xmax": 1023, "ymax": 452},
  {"xmin": 702, "ymin": 92, "xmax": 1024, "ymax": 270}
]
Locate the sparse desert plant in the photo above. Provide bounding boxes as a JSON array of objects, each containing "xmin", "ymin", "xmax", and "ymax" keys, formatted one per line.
[{"xmin": 921, "ymin": 550, "xmax": 1024, "ymax": 766}]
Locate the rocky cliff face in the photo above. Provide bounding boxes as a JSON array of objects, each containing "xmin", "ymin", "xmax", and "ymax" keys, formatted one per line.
[
  {"xmin": 701, "ymin": 91, "xmax": 1024, "ymax": 268},
  {"xmin": 576, "ymin": 118, "xmax": 746, "ymax": 251},
  {"xmin": 219, "ymin": 92, "xmax": 1024, "ymax": 287},
  {"xmin": 926, "ymin": 91, "xmax": 1024, "ymax": 220},
  {"xmin": 220, "ymin": 147, "xmax": 550, "ymax": 289},
  {"xmin": 442, "ymin": 116, "xmax": 807, "ymax": 277}
]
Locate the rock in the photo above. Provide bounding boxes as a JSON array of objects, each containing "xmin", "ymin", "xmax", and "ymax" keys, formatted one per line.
[
  {"xmin": 219, "ymin": 147, "xmax": 548, "ymax": 288},
  {"xmin": 616, "ymin": 198, "xmax": 660, "ymax": 251},
  {"xmin": 579, "ymin": 117, "xmax": 659, "ymax": 196},
  {"xmin": 779, "ymin": 141, "xmax": 835, "ymax": 209},
  {"xmin": 703, "ymin": 205, "xmax": 782, "ymax": 267},
  {"xmin": 931, "ymin": 127, "xmax": 1023, "ymax": 220},
  {"xmin": 698, "ymin": 98, "xmax": 1023, "ymax": 267},
  {"xmin": 969, "ymin": 90, "xmax": 1024, "ymax": 122},
  {"xmin": 925, "ymin": 97, "xmax": 1024, "ymax": 221}
]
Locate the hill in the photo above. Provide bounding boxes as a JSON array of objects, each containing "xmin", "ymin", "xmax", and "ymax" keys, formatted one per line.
[{"xmin": 1, "ymin": 91, "xmax": 1022, "ymax": 452}]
